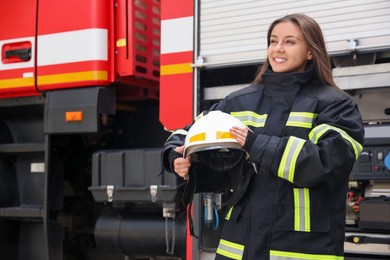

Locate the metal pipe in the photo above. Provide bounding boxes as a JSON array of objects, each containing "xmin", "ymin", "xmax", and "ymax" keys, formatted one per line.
[{"xmin": 94, "ymin": 208, "xmax": 186, "ymax": 258}]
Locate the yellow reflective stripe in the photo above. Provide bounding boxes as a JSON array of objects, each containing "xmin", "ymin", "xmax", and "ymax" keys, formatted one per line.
[
  {"xmin": 270, "ymin": 250, "xmax": 344, "ymax": 259},
  {"xmin": 0, "ymin": 70, "xmax": 107, "ymax": 89},
  {"xmin": 160, "ymin": 63, "xmax": 193, "ymax": 75},
  {"xmin": 294, "ymin": 188, "xmax": 311, "ymax": 232},
  {"xmin": 194, "ymin": 111, "xmax": 205, "ymax": 122},
  {"xmin": 294, "ymin": 189, "xmax": 300, "ymax": 231},
  {"xmin": 286, "ymin": 112, "xmax": 317, "ymax": 129},
  {"xmin": 189, "ymin": 132, "xmax": 205, "ymax": 143},
  {"xmin": 216, "ymin": 239, "xmax": 244, "ymax": 260},
  {"xmin": 304, "ymin": 188, "xmax": 310, "ymax": 232},
  {"xmin": 278, "ymin": 137, "xmax": 306, "ymax": 183},
  {"xmin": 38, "ymin": 70, "xmax": 108, "ymax": 84},
  {"xmin": 309, "ymin": 124, "xmax": 328, "ymax": 144},
  {"xmin": 225, "ymin": 206, "xmax": 233, "ymax": 220},
  {"xmin": 0, "ymin": 77, "xmax": 34, "ymax": 89},
  {"xmin": 230, "ymin": 111, "xmax": 267, "ymax": 128},
  {"xmin": 216, "ymin": 131, "xmax": 235, "ymax": 140},
  {"xmin": 309, "ymin": 124, "xmax": 363, "ymax": 160},
  {"xmin": 167, "ymin": 129, "xmax": 188, "ymax": 139}
]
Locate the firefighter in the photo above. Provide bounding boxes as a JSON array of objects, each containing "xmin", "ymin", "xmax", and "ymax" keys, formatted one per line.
[{"xmin": 162, "ymin": 13, "xmax": 364, "ymax": 259}]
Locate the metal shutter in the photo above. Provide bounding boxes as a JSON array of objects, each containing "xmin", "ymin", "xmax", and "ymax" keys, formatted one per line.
[{"xmin": 199, "ymin": 0, "xmax": 390, "ymax": 67}]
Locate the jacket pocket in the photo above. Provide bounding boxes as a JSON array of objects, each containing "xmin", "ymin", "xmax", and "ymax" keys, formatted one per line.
[{"xmin": 274, "ymin": 188, "xmax": 331, "ymax": 233}]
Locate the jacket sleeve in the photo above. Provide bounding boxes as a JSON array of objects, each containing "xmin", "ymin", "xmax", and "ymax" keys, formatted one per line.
[
  {"xmin": 161, "ymin": 125, "xmax": 191, "ymax": 173},
  {"xmin": 161, "ymin": 102, "xmax": 225, "ymax": 174},
  {"xmin": 243, "ymin": 96, "xmax": 364, "ymax": 187}
]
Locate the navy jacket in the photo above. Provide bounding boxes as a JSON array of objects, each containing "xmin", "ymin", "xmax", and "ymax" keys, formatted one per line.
[{"xmin": 162, "ymin": 66, "xmax": 364, "ymax": 259}]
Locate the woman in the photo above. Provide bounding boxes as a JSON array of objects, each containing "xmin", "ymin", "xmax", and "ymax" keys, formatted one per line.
[{"xmin": 162, "ymin": 14, "xmax": 364, "ymax": 259}]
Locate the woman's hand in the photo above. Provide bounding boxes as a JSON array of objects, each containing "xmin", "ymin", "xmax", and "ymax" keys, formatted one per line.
[
  {"xmin": 230, "ymin": 126, "xmax": 250, "ymax": 146},
  {"xmin": 173, "ymin": 145, "xmax": 191, "ymax": 180}
]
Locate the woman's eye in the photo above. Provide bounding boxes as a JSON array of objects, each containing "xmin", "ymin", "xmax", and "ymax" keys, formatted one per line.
[
  {"xmin": 286, "ymin": 40, "xmax": 295, "ymax": 45},
  {"xmin": 270, "ymin": 39, "xmax": 277, "ymax": 44}
]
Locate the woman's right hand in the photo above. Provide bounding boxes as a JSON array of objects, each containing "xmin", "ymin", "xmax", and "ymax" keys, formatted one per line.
[{"xmin": 173, "ymin": 145, "xmax": 191, "ymax": 180}]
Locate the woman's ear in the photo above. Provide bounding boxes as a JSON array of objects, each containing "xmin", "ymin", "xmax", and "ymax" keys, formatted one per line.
[{"xmin": 307, "ymin": 51, "xmax": 313, "ymax": 60}]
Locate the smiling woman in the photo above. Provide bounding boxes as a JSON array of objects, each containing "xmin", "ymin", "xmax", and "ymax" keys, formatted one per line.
[{"xmin": 162, "ymin": 13, "xmax": 365, "ymax": 260}]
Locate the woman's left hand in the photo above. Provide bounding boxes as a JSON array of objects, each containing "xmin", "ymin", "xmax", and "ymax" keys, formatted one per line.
[{"xmin": 230, "ymin": 126, "xmax": 250, "ymax": 146}]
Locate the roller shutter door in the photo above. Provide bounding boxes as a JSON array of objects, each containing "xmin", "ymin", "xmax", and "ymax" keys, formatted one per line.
[{"xmin": 199, "ymin": 0, "xmax": 390, "ymax": 67}]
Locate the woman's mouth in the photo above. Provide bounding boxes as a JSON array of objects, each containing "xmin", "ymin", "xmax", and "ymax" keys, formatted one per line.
[{"xmin": 274, "ymin": 57, "xmax": 287, "ymax": 63}]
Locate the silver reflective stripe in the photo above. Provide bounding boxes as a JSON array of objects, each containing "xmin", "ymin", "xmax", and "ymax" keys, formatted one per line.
[
  {"xmin": 286, "ymin": 112, "xmax": 317, "ymax": 129},
  {"xmin": 309, "ymin": 124, "xmax": 363, "ymax": 159},
  {"xmin": 278, "ymin": 137, "xmax": 306, "ymax": 183},
  {"xmin": 230, "ymin": 111, "xmax": 267, "ymax": 128},
  {"xmin": 294, "ymin": 188, "xmax": 310, "ymax": 232},
  {"xmin": 270, "ymin": 249, "xmax": 344, "ymax": 259},
  {"xmin": 216, "ymin": 239, "xmax": 244, "ymax": 260}
]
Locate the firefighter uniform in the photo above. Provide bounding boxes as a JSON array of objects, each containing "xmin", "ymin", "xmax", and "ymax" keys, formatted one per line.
[{"xmin": 162, "ymin": 65, "xmax": 364, "ymax": 259}]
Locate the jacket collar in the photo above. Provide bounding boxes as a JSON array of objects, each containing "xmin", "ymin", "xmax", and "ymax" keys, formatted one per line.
[{"xmin": 262, "ymin": 63, "xmax": 316, "ymax": 95}]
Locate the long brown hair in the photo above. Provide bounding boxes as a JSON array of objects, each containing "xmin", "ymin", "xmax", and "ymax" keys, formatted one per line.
[{"xmin": 254, "ymin": 13, "xmax": 337, "ymax": 88}]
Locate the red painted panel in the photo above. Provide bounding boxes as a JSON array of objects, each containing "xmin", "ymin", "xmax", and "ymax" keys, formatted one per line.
[
  {"xmin": 0, "ymin": 68, "xmax": 33, "ymax": 80},
  {"xmin": 37, "ymin": 61, "xmax": 107, "ymax": 75},
  {"xmin": 160, "ymin": 72, "xmax": 193, "ymax": 130},
  {"xmin": 115, "ymin": 0, "xmax": 160, "ymax": 82},
  {"xmin": 0, "ymin": 0, "xmax": 38, "ymax": 98},
  {"xmin": 161, "ymin": 0, "xmax": 194, "ymax": 20},
  {"xmin": 37, "ymin": 61, "xmax": 110, "ymax": 91},
  {"xmin": 36, "ymin": 0, "xmax": 114, "ymax": 92},
  {"xmin": 186, "ymin": 204, "xmax": 193, "ymax": 260},
  {"xmin": 0, "ymin": 0, "xmax": 36, "ymax": 40},
  {"xmin": 37, "ymin": 0, "xmax": 111, "ymax": 34},
  {"xmin": 0, "ymin": 86, "xmax": 40, "ymax": 99},
  {"xmin": 161, "ymin": 51, "xmax": 193, "ymax": 66}
]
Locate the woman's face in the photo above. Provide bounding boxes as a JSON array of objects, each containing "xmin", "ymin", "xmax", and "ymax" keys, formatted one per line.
[{"xmin": 267, "ymin": 21, "xmax": 312, "ymax": 73}]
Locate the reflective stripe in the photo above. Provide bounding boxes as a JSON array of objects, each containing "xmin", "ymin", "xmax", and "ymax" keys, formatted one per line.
[
  {"xmin": 225, "ymin": 206, "xmax": 233, "ymax": 220},
  {"xmin": 216, "ymin": 239, "xmax": 244, "ymax": 260},
  {"xmin": 194, "ymin": 111, "xmax": 205, "ymax": 121},
  {"xmin": 230, "ymin": 111, "xmax": 267, "ymax": 127},
  {"xmin": 270, "ymin": 250, "xmax": 344, "ymax": 259},
  {"xmin": 294, "ymin": 188, "xmax": 311, "ymax": 232},
  {"xmin": 309, "ymin": 124, "xmax": 363, "ymax": 160},
  {"xmin": 190, "ymin": 132, "xmax": 205, "ymax": 143},
  {"xmin": 160, "ymin": 62, "xmax": 193, "ymax": 75},
  {"xmin": 167, "ymin": 129, "xmax": 188, "ymax": 139},
  {"xmin": 278, "ymin": 137, "xmax": 306, "ymax": 183},
  {"xmin": 38, "ymin": 70, "xmax": 107, "ymax": 85},
  {"xmin": 286, "ymin": 112, "xmax": 317, "ymax": 129},
  {"xmin": 216, "ymin": 131, "xmax": 235, "ymax": 140},
  {"xmin": 187, "ymin": 131, "xmax": 234, "ymax": 143}
]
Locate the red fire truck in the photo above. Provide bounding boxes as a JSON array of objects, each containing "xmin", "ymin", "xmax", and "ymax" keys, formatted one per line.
[
  {"xmin": 1, "ymin": 0, "xmax": 389, "ymax": 260},
  {"xmin": 0, "ymin": 0, "xmax": 176, "ymax": 259}
]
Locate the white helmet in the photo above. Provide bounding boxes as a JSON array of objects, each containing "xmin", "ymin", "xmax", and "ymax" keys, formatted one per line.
[{"xmin": 183, "ymin": 110, "xmax": 245, "ymax": 158}]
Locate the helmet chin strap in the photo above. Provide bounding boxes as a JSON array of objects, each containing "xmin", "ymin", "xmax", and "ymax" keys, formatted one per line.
[{"xmin": 181, "ymin": 148, "xmax": 256, "ymax": 210}]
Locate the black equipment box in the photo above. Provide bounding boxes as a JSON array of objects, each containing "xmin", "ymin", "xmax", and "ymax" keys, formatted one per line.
[
  {"xmin": 359, "ymin": 199, "xmax": 390, "ymax": 230},
  {"xmin": 89, "ymin": 149, "xmax": 179, "ymax": 203}
]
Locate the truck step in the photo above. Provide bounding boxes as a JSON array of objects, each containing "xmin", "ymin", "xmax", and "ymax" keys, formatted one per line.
[
  {"xmin": 0, "ymin": 206, "xmax": 43, "ymax": 218},
  {"xmin": 0, "ymin": 143, "xmax": 45, "ymax": 154}
]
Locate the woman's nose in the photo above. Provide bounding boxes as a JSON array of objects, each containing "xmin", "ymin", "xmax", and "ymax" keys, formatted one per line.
[{"xmin": 276, "ymin": 43, "xmax": 285, "ymax": 53}]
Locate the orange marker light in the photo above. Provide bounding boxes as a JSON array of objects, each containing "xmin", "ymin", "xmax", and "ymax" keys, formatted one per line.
[{"xmin": 65, "ymin": 111, "xmax": 83, "ymax": 122}]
